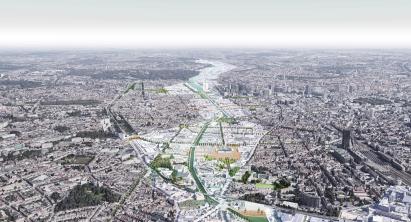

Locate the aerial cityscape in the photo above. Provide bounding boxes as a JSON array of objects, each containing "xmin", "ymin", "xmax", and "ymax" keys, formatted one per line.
[
  {"xmin": 2, "ymin": 0, "xmax": 411, "ymax": 221},
  {"xmin": 1, "ymin": 49, "xmax": 411, "ymax": 221}
]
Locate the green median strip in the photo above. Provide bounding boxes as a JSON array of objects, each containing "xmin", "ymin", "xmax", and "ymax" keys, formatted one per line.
[{"xmin": 187, "ymin": 121, "xmax": 218, "ymax": 205}]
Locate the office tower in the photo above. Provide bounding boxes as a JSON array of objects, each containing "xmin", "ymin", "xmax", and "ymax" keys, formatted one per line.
[
  {"xmin": 342, "ymin": 129, "xmax": 352, "ymax": 149},
  {"xmin": 203, "ymin": 80, "xmax": 209, "ymax": 92},
  {"xmin": 141, "ymin": 82, "xmax": 145, "ymax": 99}
]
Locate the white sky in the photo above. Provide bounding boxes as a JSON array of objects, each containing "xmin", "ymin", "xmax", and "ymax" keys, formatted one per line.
[{"xmin": 1, "ymin": 0, "xmax": 411, "ymax": 48}]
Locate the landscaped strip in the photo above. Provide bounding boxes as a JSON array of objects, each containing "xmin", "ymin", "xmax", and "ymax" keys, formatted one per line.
[{"xmin": 187, "ymin": 121, "xmax": 218, "ymax": 204}]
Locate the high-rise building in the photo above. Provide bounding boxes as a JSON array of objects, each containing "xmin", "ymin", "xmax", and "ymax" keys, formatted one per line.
[
  {"xmin": 299, "ymin": 192, "xmax": 321, "ymax": 209},
  {"xmin": 141, "ymin": 81, "xmax": 145, "ymax": 99},
  {"xmin": 203, "ymin": 80, "xmax": 209, "ymax": 92},
  {"xmin": 304, "ymin": 85, "xmax": 310, "ymax": 97},
  {"xmin": 342, "ymin": 129, "xmax": 352, "ymax": 149},
  {"xmin": 348, "ymin": 85, "xmax": 354, "ymax": 93}
]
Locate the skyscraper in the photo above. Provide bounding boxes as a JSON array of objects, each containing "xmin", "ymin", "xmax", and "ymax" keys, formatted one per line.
[
  {"xmin": 304, "ymin": 85, "xmax": 310, "ymax": 97},
  {"xmin": 141, "ymin": 82, "xmax": 145, "ymax": 99},
  {"xmin": 203, "ymin": 80, "xmax": 209, "ymax": 92},
  {"xmin": 342, "ymin": 129, "xmax": 352, "ymax": 149}
]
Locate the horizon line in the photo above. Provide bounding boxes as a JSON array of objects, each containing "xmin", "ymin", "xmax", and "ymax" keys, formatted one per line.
[{"xmin": 2, "ymin": 27, "xmax": 411, "ymax": 49}]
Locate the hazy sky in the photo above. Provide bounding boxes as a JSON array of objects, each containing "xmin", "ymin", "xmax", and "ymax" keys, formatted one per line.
[{"xmin": 1, "ymin": 0, "xmax": 411, "ymax": 48}]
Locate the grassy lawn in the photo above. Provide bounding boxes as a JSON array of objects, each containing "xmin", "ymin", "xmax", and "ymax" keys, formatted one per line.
[
  {"xmin": 61, "ymin": 154, "xmax": 94, "ymax": 165},
  {"xmin": 179, "ymin": 200, "xmax": 206, "ymax": 209},
  {"xmin": 247, "ymin": 216, "xmax": 269, "ymax": 222},
  {"xmin": 255, "ymin": 183, "xmax": 274, "ymax": 189},
  {"xmin": 155, "ymin": 87, "xmax": 169, "ymax": 94}
]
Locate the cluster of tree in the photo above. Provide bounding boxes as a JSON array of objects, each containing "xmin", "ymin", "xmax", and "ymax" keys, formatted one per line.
[
  {"xmin": 251, "ymin": 165, "xmax": 269, "ymax": 174},
  {"xmin": 0, "ymin": 175, "xmax": 8, "ymax": 183},
  {"xmin": 40, "ymin": 99, "xmax": 101, "ymax": 106},
  {"xmin": 353, "ymin": 97, "xmax": 392, "ymax": 105},
  {"xmin": 150, "ymin": 155, "xmax": 172, "ymax": 170},
  {"xmin": 324, "ymin": 187, "xmax": 336, "ymax": 203},
  {"xmin": 67, "ymin": 110, "xmax": 82, "ymax": 117},
  {"xmin": 69, "ymin": 165, "xmax": 86, "ymax": 171},
  {"xmin": 229, "ymin": 167, "xmax": 240, "ymax": 177},
  {"xmin": 272, "ymin": 178, "xmax": 290, "ymax": 190},
  {"xmin": 53, "ymin": 125, "xmax": 70, "ymax": 133},
  {"xmin": 239, "ymin": 192, "xmax": 269, "ymax": 205},
  {"xmin": 249, "ymin": 179, "xmax": 262, "ymax": 184},
  {"xmin": 67, "ymin": 68, "xmax": 199, "ymax": 81},
  {"xmin": 241, "ymin": 171, "xmax": 251, "ymax": 184},
  {"xmin": 76, "ymin": 130, "xmax": 116, "ymax": 139},
  {"xmin": 170, "ymin": 170, "xmax": 182, "ymax": 183},
  {"xmin": 61, "ymin": 154, "xmax": 94, "ymax": 165},
  {"xmin": 1, "ymin": 149, "xmax": 42, "ymax": 161},
  {"xmin": 54, "ymin": 183, "xmax": 120, "ymax": 212},
  {"xmin": 9, "ymin": 130, "xmax": 21, "ymax": 137},
  {"xmin": 50, "ymin": 192, "xmax": 61, "ymax": 203},
  {"xmin": 2, "ymin": 208, "xmax": 17, "ymax": 221},
  {"xmin": 221, "ymin": 157, "xmax": 236, "ymax": 168},
  {"xmin": 146, "ymin": 211, "xmax": 175, "ymax": 222},
  {"xmin": 0, "ymin": 80, "xmax": 42, "ymax": 88}
]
